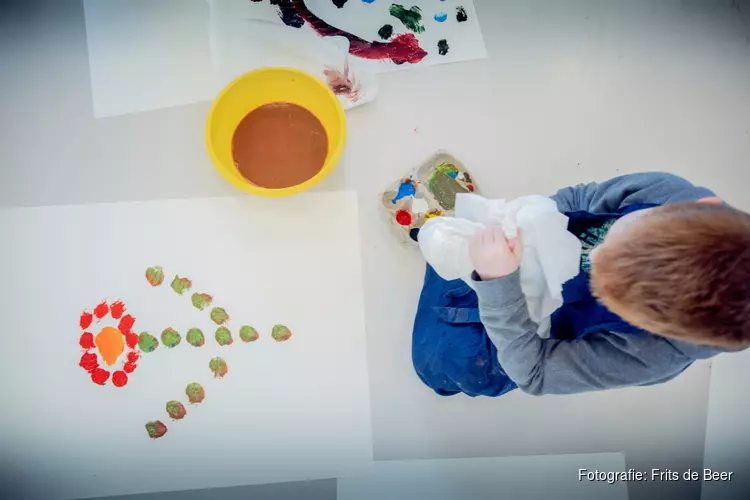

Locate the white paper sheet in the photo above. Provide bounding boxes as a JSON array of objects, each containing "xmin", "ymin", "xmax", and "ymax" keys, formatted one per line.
[
  {"xmin": 83, "ymin": 0, "xmax": 224, "ymax": 118},
  {"xmin": 0, "ymin": 191, "xmax": 373, "ymax": 500},
  {"xmin": 237, "ymin": 0, "xmax": 488, "ymax": 74},
  {"xmin": 702, "ymin": 350, "xmax": 750, "ymax": 500},
  {"xmin": 337, "ymin": 454, "xmax": 629, "ymax": 500}
]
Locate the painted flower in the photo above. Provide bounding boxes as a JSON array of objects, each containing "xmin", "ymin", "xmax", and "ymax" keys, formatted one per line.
[{"xmin": 78, "ymin": 300, "xmax": 141, "ymax": 387}]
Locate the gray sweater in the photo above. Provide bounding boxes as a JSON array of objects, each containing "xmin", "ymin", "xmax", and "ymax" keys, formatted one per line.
[{"xmin": 471, "ymin": 172, "xmax": 731, "ymax": 395}]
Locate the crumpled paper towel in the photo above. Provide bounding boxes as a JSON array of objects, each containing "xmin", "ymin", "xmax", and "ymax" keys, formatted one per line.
[{"xmin": 418, "ymin": 193, "xmax": 582, "ymax": 337}]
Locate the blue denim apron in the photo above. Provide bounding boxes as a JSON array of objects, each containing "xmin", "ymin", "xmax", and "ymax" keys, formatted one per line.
[{"xmin": 411, "ymin": 203, "xmax": 657, "ymax": 397}]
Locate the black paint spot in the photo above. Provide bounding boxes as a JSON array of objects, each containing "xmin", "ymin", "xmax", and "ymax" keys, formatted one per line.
[
  {"xmin": 456, "ymin": 6, "xmax": 468, "ymax": 22},
  {"xmin": 269, "ymin": 0, "xmax": 305, "ymax": 28},
  {"xmin": 332, "ymin": 0, "xmax": 348, "ymax": 7},
  {"xmin": 378, "ymin": 24, "xmax": 394, "ymax": 40},
  {"xmin": 437, "ymin": 39, "xmax": 449, "ymax": 56},
  {"xmin": 409, "ymin": 228, "xmax": 420, "ymax": 242}
]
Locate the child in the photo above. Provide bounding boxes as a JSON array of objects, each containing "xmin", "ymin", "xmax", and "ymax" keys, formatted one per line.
[{"xmin": 412, "ymin": 172, "xmax": 750, "ymax": 397}]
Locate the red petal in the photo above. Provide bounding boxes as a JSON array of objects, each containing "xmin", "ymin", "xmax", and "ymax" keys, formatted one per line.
[
  {"xmin": 80, "ymin": 312, "xmax": 93, "ymax": 330},
  {"xmin": 125, "ymin": 332, "xmax": 139, "ymax": 349},
  {"xmin": 90, "ymin": 368, "xmax": 110, "ymax": 385},
  {"xmin": 93, "ymin": 301, "xmax": 109, "ymax": 320},
  {"xmin": 112, "ymin": 370, "xmax": 128, "ymax": 387},
  {"xmin": 123, "ymin": 361, "xmax": 137, "ymax": 374},
  {"xmin": 79, "ymin": 352, "xmax": 99, "ymax": 372},
  {"xmin": 127, "ymin": 351, "xmax": 140, "ymax": 363},
  {"xmin": 79, "ymin": 332, "xmax": 95, "ymax": 350},
  {"xmin": 110, "ymin": 301, "xmax": 126, "ymax": 320},
  {"xmin": 118, "ymin": 315, "xmax": 136, "ymax": 334}
]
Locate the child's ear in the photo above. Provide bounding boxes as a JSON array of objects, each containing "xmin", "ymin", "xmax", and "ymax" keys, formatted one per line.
[{"xmin": 698, "ymin": 197, "xmax": 723, "ymax": 205}]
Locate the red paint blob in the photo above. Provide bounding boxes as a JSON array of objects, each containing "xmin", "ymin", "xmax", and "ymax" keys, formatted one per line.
[
  {"xmin": 467, "ymin": 184, "xmax": 475, "ymax": 192},
  {"xmin": 80, "ymin": 312, "xmax": 93, "ymax": 330},
  {"xmin": 79, "ymin": 332, "xmax": 95, "ymax": 350},
  {"xmin": 90, "ymin": 368, "xmax": 110, "ymax": 385},
  {"xmin": 93, "ymin": 301, "xmax": 109, "ymax": 319},
  {"xmin": 396, "ymin": 210, "xmax": 412, "ymax": 226},
  {"xmin": 79, "ymin": 352, "xmax": 99, "ymax": 372},
  {"xmin": 118, "ymin": 314, "xmax": 136, "ymax": 334},
  {"xmin": 123, "ymin": 361, "xmax": 137, "ymax": 374},
  {"xmin": 110, "ymin": 301, "xmax": 126, "ymax": 319},
  {"xmin": 127, "ymin": 351, "xmax": 140, "ymax": 363},
  {"xmin": 112, "ymin": 370, "xmax": 128, "ymax": 387},
  {"xmin": 125, "ymin": 332, "xmax": 139, "ymax": 349}
]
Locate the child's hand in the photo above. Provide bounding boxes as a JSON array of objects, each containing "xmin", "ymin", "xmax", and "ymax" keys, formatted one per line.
[{"xmin": 469, "ymin": 227, "xmax": 522, "ymax": 281}]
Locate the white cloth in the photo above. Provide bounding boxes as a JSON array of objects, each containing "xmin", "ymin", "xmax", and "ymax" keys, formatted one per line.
[{"xmin": 418, "ymin": 194, "xmax": 582, "ymax": 337}]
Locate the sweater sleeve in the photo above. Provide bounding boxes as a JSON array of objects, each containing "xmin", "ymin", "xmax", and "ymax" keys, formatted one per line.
[
  {"xmin": 472, "ymin": 272, "xmax": 696, "ymax": 395},
  {"xmin": 551, "ymin": 172, "xmax": 716, "ymax": 213}
]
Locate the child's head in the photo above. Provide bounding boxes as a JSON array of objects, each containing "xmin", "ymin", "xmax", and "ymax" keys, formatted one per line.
[{"xmin": 590, "ymin": 200, "xmax": 750, "ymax": 349}]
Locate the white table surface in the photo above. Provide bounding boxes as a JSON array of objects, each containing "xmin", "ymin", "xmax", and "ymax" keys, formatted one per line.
[{"xmin": 1, "ymin": 1, "xmax": 749, "ymax": 500}]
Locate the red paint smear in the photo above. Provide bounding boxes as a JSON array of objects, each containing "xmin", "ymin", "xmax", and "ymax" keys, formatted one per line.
[
  {"xmin": 79, "ymin": 332, "xmax": 95, "ymax": 350},
  {"xmin": 80, "ymin": 312, "xmax": 93, "ymax": 330},
  {"xmin": 125, "ymin": 332, "xmax": 139, "ymax": 349},
  {"xmin": 396, "ymin": 210, "xmax": 412, "ymax": 226},
  {"xmin": 79, "ymin": 352, "xmax": 99, "ymax": 372},
  {"xmin": 467, "ymin": 185, "xmax": 475, "ymax": 192},
  {"xmin": 110, "ymin": 301, "xmax": 126, "ymax": 319},
  {"xmin": 118, "ymin": 315, "xmax": 136, "ymax": 334},
  {"xmin": 123, "ymin": 361, "xmax": 137, "ymax": 374},
  {"xmin": 93, "ymin": 301, "xmax": 109, "ymax": 320},
  {"xmin": 112, "ymin": 370, "xmax": 128, "ymax": 387},
  {"xmin": 127, "ymin": 351, "xmax": 140, "ymax": 363},
  {"xmin": 90, "ymin": 368, "xmax": 110, "ymax": 385},
  {"xmin": 291, "ymin": 0, "xmax": 427, "ymax": 64}
]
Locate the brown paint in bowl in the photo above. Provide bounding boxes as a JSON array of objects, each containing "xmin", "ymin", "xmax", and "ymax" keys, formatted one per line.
[{"xmin": 231, "ymin": 102, "xmax": 328, "ymax": 189}]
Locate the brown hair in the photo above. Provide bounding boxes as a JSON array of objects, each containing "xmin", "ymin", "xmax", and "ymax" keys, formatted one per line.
[{"xmin": 591, "ymin": 202, "xmax": 750, "ymax": 348}]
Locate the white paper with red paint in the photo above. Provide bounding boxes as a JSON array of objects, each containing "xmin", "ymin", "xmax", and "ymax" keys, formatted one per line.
[{"xmin": 0, "ymin": 191, "xmax": 373, "ymax": 500}]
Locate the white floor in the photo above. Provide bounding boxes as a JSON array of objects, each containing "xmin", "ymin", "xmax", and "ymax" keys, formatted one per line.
[{"xmin": 1, "ymin": 1, "xmax": 749, "ymax": 499}]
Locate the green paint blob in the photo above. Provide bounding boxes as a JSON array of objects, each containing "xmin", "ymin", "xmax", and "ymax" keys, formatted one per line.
[
  {"xmin": 210, "ymin": 307, "xmax": 230, "ymax": 325},
  {"xmin": 145, "ymin": 420, "xmax": 168, "ymax": 439},
  {"xmin": 138, "ymin": 332, "xmax": 159, "ymax": 353},
  {"xmin": 145, "ymin": 266, "xmax": 165, "ymax": 287},
  {"xmin": 271, "ymin": 324, "xmax": 292, "ymax": 342},
  {"xmin": 428, "ymin": 163, "xmax": 467, "ymax": 211},
  {"xmin": 209, "ymin": 357, "xmax": 229, "ymax": 378},
  {"xmin": 161, "ymin": 328, "xmax": 181, "ymax": 348},
  {"xmin": 185, "ymin": 383, "xmax": 205, "ymax": 404},
  {"xmin": 165, "ymin": 400, "xmax": 187, "ymax": 420},
  {"xmin": 389, "ymin": 4, "xmax": 425, "ymax": 33},
  {"xmin": 170, "ymin": 275, "xmax": 192, "ymax": 295},
  {"xmin": 186, "ymin": 328, "xmax": 205, "ymax": 347},
  {"xmin": 215, "ymin": 326, "xmax": 233, "ymax": 346},
  {"xmin": 191, "ymin": 293, "xmax": 213, "ymax": 311},
  {"xmin": 239, "ymin": 325, "xmax": 259, "ymax": 343}
]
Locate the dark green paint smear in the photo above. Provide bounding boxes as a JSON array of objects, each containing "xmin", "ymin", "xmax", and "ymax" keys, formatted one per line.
[
  {"xmin": 138, "ymin": 332, "xmax": 159, "ymax": 353},
  {"xmin": 185, "ymin": 383, "xmax": 205, "ymax": 404},
  {"xmin": 191, "ymin": 293, "xmax": 213, "ymax": 311},
  {"xmin": 389, "ymin": 4, "xmax": 424, "ymax": 33},
  {"xmin": 210, "ymin": 307, "xmax": 230, "ymax": 325},
  {"xmin": 166, "ymin": 400, "xmax": 187, "ymax": 420},
  {"xmin": 209, "ymin": 357, "xmax": 229, "ymax": 378},
  {"xmin": 170, "ymin": 276, "xmax": 192, "ymax": 295},
  {"xmin": 271, "ymin": 324, "xmax": 292, "ymax": 342},
  {"xmin": 215, "ymin": 326, "xmax": 233, "ymax": 346},
  {"xmin": 378, "ymin": 24, "xmax": 393, "ymax": 40},
  {"xmin": 186, "ymin": 328, "xmax": 205, "ymax": 347},
  {"xmin": 145, "ymin": 420, "xmax": 168, "ymax": 439},
  {"xmin": 428, "ymin": 164, "xmax": 467, "ymax": 211},
  {"xmin": 239, "ymin": 325, "xmax": 260, "ymax": 343},
  {"xmin": 161, "ymin": 328, "xmax": 181, "ymax": 348},
  {"xmin": 145, "ymin": 266, "xmax": 165, "ymax": 287}
]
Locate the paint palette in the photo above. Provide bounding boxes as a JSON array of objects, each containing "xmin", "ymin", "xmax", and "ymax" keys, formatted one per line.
[{"xmin": 381, "ymin": 151, "xmax": 479, "ymax": 243}]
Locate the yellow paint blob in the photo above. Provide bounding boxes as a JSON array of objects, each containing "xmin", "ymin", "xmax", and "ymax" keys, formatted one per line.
[{"xmin": 95, "ymin": 327, "xmax": 125, "ymax": 366}]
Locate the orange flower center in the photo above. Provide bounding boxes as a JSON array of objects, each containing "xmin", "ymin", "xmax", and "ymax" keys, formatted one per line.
[{"xmin": 95, "ymin": 326, "xmax": 125, "ymax": 366}]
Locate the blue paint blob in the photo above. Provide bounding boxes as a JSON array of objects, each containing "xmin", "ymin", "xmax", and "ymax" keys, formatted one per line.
[
  {"xmin": 391, "ymin": 178, "xmax": 418, "ymax": 204},
  {"xmin": 434, "ymin": 12, "xmax": 448, "ymax": 22},
  {"xmin": 447, "ymin": 170, "xmax": 458, "ymax": 179},
  {"xmin": 361, "ymin": 0, "xmax": 376, "ymax": 3}
]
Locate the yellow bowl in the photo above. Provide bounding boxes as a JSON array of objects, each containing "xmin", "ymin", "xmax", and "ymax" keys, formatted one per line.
[{"xmin": 205, "ymin": 67, "xmax": 346, "ymax": 197}]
